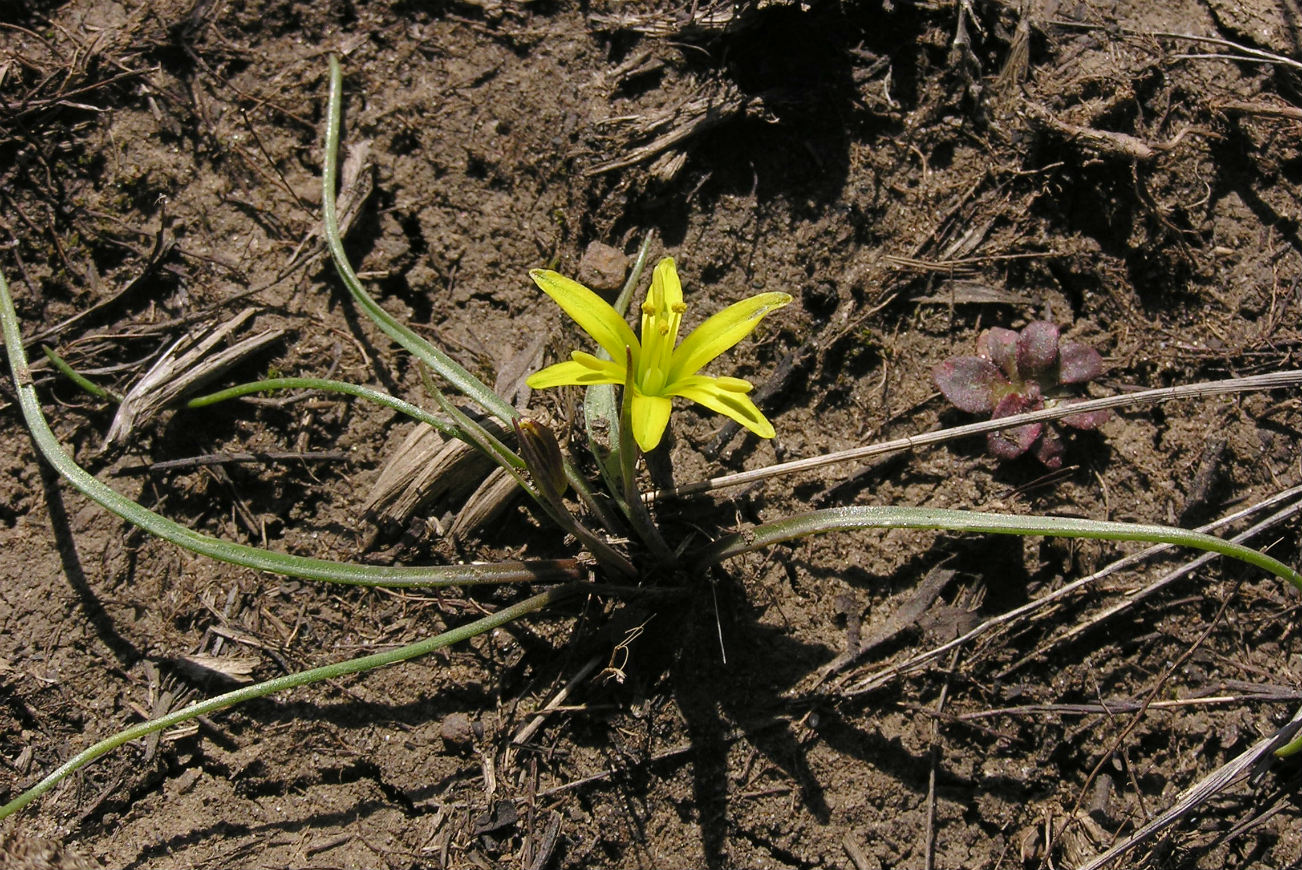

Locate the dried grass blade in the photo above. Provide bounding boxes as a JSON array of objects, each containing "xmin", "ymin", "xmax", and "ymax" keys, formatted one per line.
[
  {"xmin": 656, "ymin": 370, "xmax": 1302, "ymax": 501},
  {"xmin": 1074, "ymin": 703, "xmax": 1302, "ymax": 870}
]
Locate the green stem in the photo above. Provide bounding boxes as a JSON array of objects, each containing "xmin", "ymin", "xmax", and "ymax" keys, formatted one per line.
[
  {"xmin": 619, "ymin": 347, "xmax": 673, "ymax": 562},
  {"xmin": 584, "ymin": 233, "xmax": 653, "ymax": 511},
  {"xmin": 431, "ymin": 387, "xmax": 536, "ymax": 491},
  {"xmin": 322, "ymin": 56, "xmax": 622, "ymax": 538},
  {"xmin": 0, "ymin": 584, "xmax": 583, "ymax": 821},
  {"xmin": 700, "ymin": 505, "xmax": 1302, "ymax": 594},
  {"xmin": 323, "ymin": 57, "xmax": 516, "ymax": 425}
]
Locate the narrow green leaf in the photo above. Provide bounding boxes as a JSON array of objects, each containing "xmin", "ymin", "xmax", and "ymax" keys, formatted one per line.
[
  {"xmin": 0, "ymin": 584, "xmax": 585, "ymax": 821},
  {"xmin": 701, "ymin": 505, "xmax": 1302, "ymax": 594},
  {"xmin": 0, "ymin": 271, "xmax": 575, "ymax": 590}
]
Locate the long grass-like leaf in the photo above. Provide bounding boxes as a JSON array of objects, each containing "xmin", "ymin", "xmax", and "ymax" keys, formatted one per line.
[
  {"xmin": 188, "ymin": 376, "xmax": 459, "ymax": 436},
  {"xmin": 322, "ymin": 57, "xmax": 516, "ymax": 425},
  {"xmin": 323, "ymin": 56, "xmax": 624, "ymax": 536},
  {"xmin": 0, "ymin": 583, "xmax": 584, "ymax": 821},
  {"xmin": 701, "ymin": 505, "xmax": 1302, "ymax": 593},
  {"xmin": 42, "ymin": 345, "xmax": 122, "ymax": 402},
  {"xmin": 0, "ymin": 269, "xmax": 578, "ymax": 588},
  {"xmin": 704, "ymin": 507, "xmax": 1302, "ymax": 756}
]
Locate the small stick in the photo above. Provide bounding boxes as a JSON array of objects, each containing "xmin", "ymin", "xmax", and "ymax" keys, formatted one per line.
[
  {"xmin": 704, "ymin": 338, "xmax": 818, "ymax": 460},
  {"xmin": 960, "ymin": 688, "xmax": 1302, "ymax": 721},
  {"xmin": 651, "ymin": 371, "xmax": 1302, "ymax": 501},
  {"xmin": 535, "ymin": 741, "xmax": 695, "ymax": 798},
  {"xmin": 839, "ymin": 485, "xmax": 1302, "ymax": 696},
  {"xmin": 925, "ymin": 647, "xmax": 962, "ymax": 870},
  {"xmin": 1001, "ymin": 495, "xmax": 1302, "ymax": 677},
  {"xmin": 1217, "ymin": 100, "xmax": 1302, "ymax": 122},
  {"xmin": 526, "ymin": 811, "xmax": 562, "ymax": 870},
  {"xmin": 1024, "ymin": 102, "xmax": 1159, "ymax": 161},
  {"xmin": 511, "ymin": 655, "xmax": 602, "ymax": 747},
  {"xmin": 535, "ymin": 726, "xmax": 762, "ymax": 798},
  {"xmin": 842, "ymin": 832, "xmax": 873, "ymax": 870},
  {"xmin": 815, "ymin": 566, "xmax": 955, "ymax": 683},
  {"xmin": 26, "ymin": 214, "xmax": 175, "ymax": 346},
  {"xmin": 1046, "ymin": 19, "xmax": 1302, "ymax": 72},
  {"xmin": 1069, "ymin": 586, "xmax": 1239, "ymax": 823},
  {"xmin": 112, "ymin": 450, "xmax": 348, "ymax": 474}
]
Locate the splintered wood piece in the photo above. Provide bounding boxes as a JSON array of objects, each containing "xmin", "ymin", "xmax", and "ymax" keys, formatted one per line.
[
  {"xmin": 367, "ymin": 338, "xmax": 540, "ymax": 533},
  {"xmin": 103, "ymin": 308, "xmax": 284, "ymax": 449},
  {"xmin": 448, "ymin": 466, "xmax": 523, "ymax": 541},
  {"xmin": 363, "ymin": 424, "xmax": 495, "ymax": 525}
]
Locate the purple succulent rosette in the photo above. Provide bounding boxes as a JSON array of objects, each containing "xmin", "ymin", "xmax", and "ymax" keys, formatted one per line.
[{"xmin": 933, "ymin": 321, "xmax": 1107, "ymax": 468}]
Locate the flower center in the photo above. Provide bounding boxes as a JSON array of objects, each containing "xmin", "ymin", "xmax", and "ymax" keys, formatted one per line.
[
  {"xmin": 639, "ymin": 295, "xmax": 686, "ymax": 394},
  {"xmin": 641, "ymin": 365, "xmax": 667, "ymax": 395}
]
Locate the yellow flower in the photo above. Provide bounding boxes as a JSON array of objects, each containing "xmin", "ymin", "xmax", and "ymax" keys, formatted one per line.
[{"xmin": 526, "ymin": 257, "xmax": 791, "ymax": 451}]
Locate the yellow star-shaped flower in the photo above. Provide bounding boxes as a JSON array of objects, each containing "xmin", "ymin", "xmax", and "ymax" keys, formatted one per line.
[{"xmin": 526, "ymin": 257, "xmax": 791, "ymax": 451}]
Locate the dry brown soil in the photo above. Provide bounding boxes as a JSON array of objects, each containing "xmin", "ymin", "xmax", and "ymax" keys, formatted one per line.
[{"xmin": 4, "ymin": 0, "xmax": 1302, "ymax": 867}]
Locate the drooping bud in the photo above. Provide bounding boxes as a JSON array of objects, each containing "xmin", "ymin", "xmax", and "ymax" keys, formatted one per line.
[{"xmin": 514, "ymin": 418, "xmax": 568, "ymax": 497}]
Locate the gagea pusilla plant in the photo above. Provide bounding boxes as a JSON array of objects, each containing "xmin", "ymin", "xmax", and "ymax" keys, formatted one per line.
[
  {"xmin": 6, "ymin": 58, "xmax": 1302, "ymax": 833},
  {"xmin": 933, "ymin": 321, "xmax": 1109, "ymax": 467}
]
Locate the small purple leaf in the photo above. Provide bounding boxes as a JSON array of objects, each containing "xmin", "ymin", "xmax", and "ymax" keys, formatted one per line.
[
  {"xmin": 1060, "ymin": 405, "xmax": 1111, "ymax": 430},
  {"xmin": 1017, "ymin": 321, "xmax": 1060, "ymax": 374},
  {"xmin": 988, "ymin": 423, "xmax": 1042, "ymax": 460},
  {"xmin": 1032, "ymin": 428, "xmax": 1065, "ymax": 468},
  {"xmin": 1058, "ymin": 341, "xmax": 1104, "ymax": 384},
  {"xmin": 977, "ymin": 327, "xmax": 1020, "ymax": 379},
  {"xmin": 934, "ymin": 357, "xmax": 1005, "ymax": 413},
  {"xmin": 986, "ymin": 392, "xmax": 1042, "ymax": 459},
  {"xmin": 990, "ymin": 391, "xmax": 1035, "ymax": 419}
]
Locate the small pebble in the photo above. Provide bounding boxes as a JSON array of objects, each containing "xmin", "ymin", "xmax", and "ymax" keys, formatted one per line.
[
  {"xmin": 577, "ymin": 241, "xmax": 628, "ymax": 294},
  {"xmin": 440, "ymin": 712, "xmax": 480, "ymax": 747}
]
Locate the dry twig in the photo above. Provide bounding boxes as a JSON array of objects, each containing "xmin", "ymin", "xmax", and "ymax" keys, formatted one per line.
[{"xmin": 1075, "ymin": 702, "xmax": 1302, "ymax": 870}]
